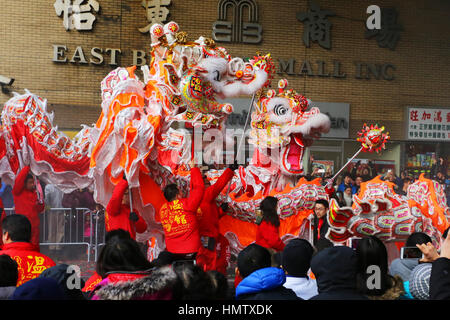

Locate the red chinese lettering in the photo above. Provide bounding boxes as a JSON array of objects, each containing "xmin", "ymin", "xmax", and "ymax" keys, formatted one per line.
[
  {"xmin": 410, "ymin": 110, "xmax": 418, "ymax": 121},
  {"xmin": 434, "ymin": 111, "xmax": 442, "ymax": 123},
  {"xmin": 421, "ymin": 112, "xmax": 431, "ymax": 120}
]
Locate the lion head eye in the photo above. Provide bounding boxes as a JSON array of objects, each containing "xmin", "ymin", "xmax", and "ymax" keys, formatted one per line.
[
  {"xmin": 213, "ymin": 70, "xmax": 221, "ymax": 82},
  {"xmin": 274, "ymin": 104, "xmax": 288, "ymax": 116}
]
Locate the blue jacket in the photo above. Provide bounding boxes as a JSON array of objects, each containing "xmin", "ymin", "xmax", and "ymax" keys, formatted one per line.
[
  {"xmin": 236, "ymin": 267, "xmax": 299, "ymax": 300},
  {"xmin": 0, "ymin": 183, "xmax": 14, "ymax": 208},
  {"xmin": 337, "ymin": 182, "xmax": 357, "ymax": 194}
]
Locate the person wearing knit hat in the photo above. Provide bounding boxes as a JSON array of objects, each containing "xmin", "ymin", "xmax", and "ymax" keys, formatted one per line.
[
  {"xmin": 310, "ymin": 246, "xmax": 369, "ymax": 300},
  {"xmin": 281, "ymin": 238, "xmax": 318, "ymax": 299},
  {"xmin": 409, "ymin": 263, "xmax": 432, "ymax": 300},
  {"xmin": 11, "ymin": 277, "xmax": 66, "ymax": 300},
  {"xmin": 39, "ymin": 264, "xmax": 86, "ymax": 300}
]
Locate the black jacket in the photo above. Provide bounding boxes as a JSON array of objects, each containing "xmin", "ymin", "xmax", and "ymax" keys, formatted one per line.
[
  {"xmin": 238, "ymin": 285, "xmax": 301, "ymax": 300},
  {"xmin": 310, "ymin": 246, "xmax": 369, "ymax": 300},
  {"xmin": 430, "ymin": 257, "xmax": 450, "ymax": 300},
  {"xmin": 312, "ymin": 215, "xmax": 329, "ymax": 246}
]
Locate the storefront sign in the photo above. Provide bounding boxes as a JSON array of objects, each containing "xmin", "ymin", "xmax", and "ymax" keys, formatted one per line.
[
  {"xmin": 365, "ymin": 7, "xmax": 403, "ymax": 50},
  {"xmin": 278, "ymin": 58, "xmax": 395, "ymax": 80},
  {"xmin": 296, "ymin": 1, "xmax": 402, "ymax": 50},
  {"xmin": 296, "ymin": 0, "xmax": 335, "ymax": 49},
  {"xmin": 51, "ymin": 45, "xmax": 397, "ymax": 83},
  {"xmin": 54, "ymin": 0, "xmax": 100, "ymax": 31},
  {"xmin": 312, "ymin": 102, "xmax": 349, "ymax": 139},
  {"xmin": 139, "ymin": 0, "xmax": 172, "ymax": 33},
  {"xmin": 212, "ymin": 0, "xmax": 262, "ymax": 44},
  {"xmin": 223, "ymin": 98, "xmax": 349, "ymax": 139},
  {"xmin": 407, "ymin": 107, "xmax": 450, "ymax": 141}
]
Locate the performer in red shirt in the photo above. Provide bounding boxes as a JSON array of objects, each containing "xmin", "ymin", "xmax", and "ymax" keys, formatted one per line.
[
  {"xmin": 12, "ymin": 166, "xmax": 45, "ymax": 250},
  {"xmin": 196, "ymin": 167, "xmax": 234, "ymax": 272},
  {"xmin": 105, "ymin": 178, "xmax": 148, "ymax": 240},
  {"xmin": 159, "ymin": 166, "xmax": 204, "ymax": 260},
  {"xmin": 255, "ymin": 196, "xmax": 285, "ymax": 252},
  {"xmin": 0, "ymin": 214, "xmax": 55, "ymax": 286}
]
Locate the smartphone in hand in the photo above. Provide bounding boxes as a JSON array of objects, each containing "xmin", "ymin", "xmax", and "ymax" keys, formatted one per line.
[{"xmin": 400, "ymin": 246, "xmax": 424, "ymax": 260}]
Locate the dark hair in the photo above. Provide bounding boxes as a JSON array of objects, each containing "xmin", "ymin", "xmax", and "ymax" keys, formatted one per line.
[
  {"xmin": 152, "ymin": 251, "xmax": 176, "ymax": 268},
  {"xmin": 443, "ymin": 227, "xmax": 449, "ymax": 240},
  {"xmin": 315, "ymin": 199, "xmax": 329, "ymax": 209},
  {"xmin": 104, "ymin": 229, "xmax": 131, "ymax": 243},
  {"xmin": 405, "ymin": 232, "xmax": 433, "ymax": 258},
  {"xmin": 237, "ymin": 244, "xmax": 271, "ymax": 278},
  {"xmin": 343, "ymin": 172, "xmax": 352, "ymax": 179},
  {"xmin": 260, "ymin": 196, "xmax": 280, "ymax": 227},
  {"xmin": 173, "ymin": 264, "xmax": 214, "ymax": 300},
  {"xmin": 2, "ymin": 214, "xmax": 31, "ymax": 243},
  {"xmin": 163, "ymin": 184, "xmax": 179, "ymax": 202},
  {"xmin": 314, "ymin": 238, "xmax": 333, "ymax": 254},
  {"xmin": 0, "ymin": 255, "xmax": 18, "ymax": 287},
  {"xmin": 207, "ymin": 271, "xmax": 229, "ymax": 300},
  {"xmin": 282, "ymin": 238, "xmax": 314, "ymax": 277},
  {"xmin": 403, "ymin": 177, "xmax": 413, "ymax": 184},
  {"xmin": 355, "ymin": 236, "xmax": 391, "ymax": 296},
  {"xmin": 96, "ymin": 237, "xmax": 153, "ymax": 278},
  {"xmin": 272, "ymin": 252, "xmax": 282, "ymax": 268},
  {"xmin": 25, "ymin": 174, "xmax": 34, "ymax": 183}
]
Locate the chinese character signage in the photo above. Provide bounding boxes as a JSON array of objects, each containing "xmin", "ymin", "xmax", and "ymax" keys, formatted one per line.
[
  {"xmin": 54, "ymin": 0, "xmax": 100, "ymax": 31},
  {"xmin": 408, "ymin": 107, "xmax": 450, "ymax": 141},
  {"xmin": 365, "ymin": 7, "xmax": 403, "ymax": 50},
  {"xmin": 139, "ymin": 0, "xmax": 172, "ymax": 34},
  {"xmin": 296, "ymin": 0, "xmax": 335, "ymax": 49}
]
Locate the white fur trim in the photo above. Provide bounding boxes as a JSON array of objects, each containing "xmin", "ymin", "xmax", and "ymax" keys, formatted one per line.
[
  {"xmin": 220, "ymin": 69, "xmax": 268, "ymax": 97},
  {"xmin": 290, "ymin": 113, "xmax": 331, "ymax": 135}
]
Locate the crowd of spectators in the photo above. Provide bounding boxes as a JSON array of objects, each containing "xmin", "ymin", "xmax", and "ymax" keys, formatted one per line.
[
  {"xmin": 1, "ymin": 211, "xmax": 449, "ymax": 300},
  {"xmin": 0, "ymin": 157, "xmax": 448, "ymax": 301},
  {"xmin": 308, "ymin": 157, "xmax": 449, "ymax": 207}
]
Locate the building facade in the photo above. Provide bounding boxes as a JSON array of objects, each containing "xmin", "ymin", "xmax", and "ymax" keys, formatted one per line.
[{"xmin": 0, "ymin": 0, "xmax": 449, "ymax": 177}]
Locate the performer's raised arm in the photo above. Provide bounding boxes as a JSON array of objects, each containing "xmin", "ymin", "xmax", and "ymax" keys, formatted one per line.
[
  {"xmin": 134, "ymin": 211, "xmax": 148, "ymax": 234},
  {"xmin": 203, "ymin": 168, "xmax": 234, "ymax": 202},
  {"xmin": 185, "ymin": 167, "xmax": 204, "ymax": 212},
  {"xmin": 106, "ymin": 179, "xmax": 128, "ymax": 217},
  {"xmin": 12, "ymin": 166, "xmax": 30, "ymax": 196}
]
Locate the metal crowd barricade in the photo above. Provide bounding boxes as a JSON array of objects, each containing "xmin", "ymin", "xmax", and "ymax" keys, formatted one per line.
[
  {"xmin": 296, "ymin": 214, "xmax": 315, "ymax": 245},
  {"xmin": 3, "ymin": 206, "xmax": 107, "ymax": 262},
  {"xmin": 93, "ymin": 208, "xmax": 106, "ymax": 262},
  {"xmin": 41, "ymin": 207, "xmax": 94, "ymax": 262},
  {"xmin": 4, "ymin": 208, "xmax": 15, "ymax": 216},
  {"xmin": 308, "ymin": 214, "xmax": 314, "ymax": 244}
]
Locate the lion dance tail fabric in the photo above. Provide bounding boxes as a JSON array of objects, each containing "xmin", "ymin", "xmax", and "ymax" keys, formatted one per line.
[
  {"xmin": 0, "ymin": 91, "xmax": 92, "ymax": 192},
  {"xmin": 327, "ymin": 175, "xmax": 449, "ymax": 248}
]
